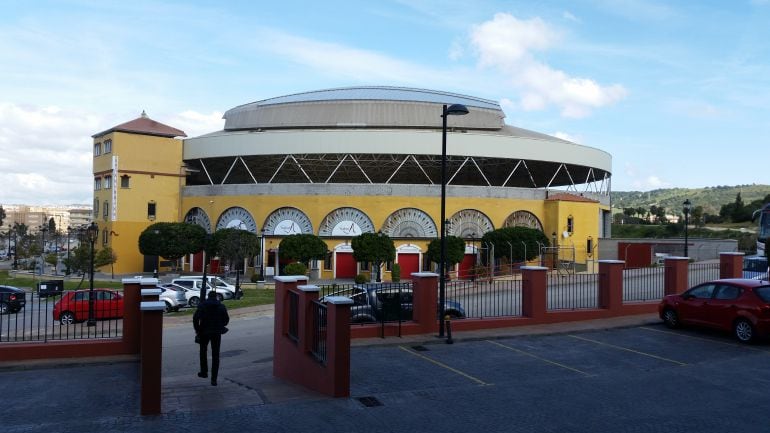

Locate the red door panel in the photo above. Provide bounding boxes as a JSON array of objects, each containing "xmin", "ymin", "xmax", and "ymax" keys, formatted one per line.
[
  {"xmin": 192, "ymin": 252, "xmax": 203, "ymax": 272},
  {"xmin": 336, "ymin": 253, "xmax": 356, "ymax": 279},
  {"xmin": 458, "ymin": 254, "xmax": 476, "ymax": 279},
  {"xmin": 397, "ymin": 253, "xmax": 419, "ymax": 280}
]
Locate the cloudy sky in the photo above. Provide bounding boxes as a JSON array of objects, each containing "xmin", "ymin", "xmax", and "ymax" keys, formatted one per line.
[{"xmin": 2, "ymin": 0, "xmax": 769, "ymax": 205}]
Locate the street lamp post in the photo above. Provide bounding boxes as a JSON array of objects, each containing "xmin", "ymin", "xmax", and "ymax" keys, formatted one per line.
[
  {"xmin": 39, "ymin": 226, "xmax": 48, "ymax": 275},
  {"xmin": 683, "ymin": 199, "xmax": 692, "ymax": 257},
  {"xmin": 12, "ymin": 226, "xmax": 17, "ymax": 270},
  {"xmin": 551, "ymin": 232, "xmax": 557, "ymax": 270},
  {"xmin": 439, "ymin": 103, "xmax": 469, "ymax": 338},
  {"xmin": 259, "ymin": 228, "xmax": 267, "ymax": 282},
  {"xmin": 6, "ymin": 224, "xmax": 10, "ymax": 259},
  {"xmin": 86, "ymin": 222, "xmax": 99, "ymax": 327},
  {"xmin": 66, "ymin": 226, "xmax": 72, "ymax": 275}
]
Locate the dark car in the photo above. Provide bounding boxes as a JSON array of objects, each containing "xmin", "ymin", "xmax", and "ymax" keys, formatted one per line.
[
  {"xmin": 325, "ymin": 284, "xmax": 465, "ymax": 324},
  {"xmin": 659, "ymin": 278, "xmax": 770, "ymax": 343},
  {"xmin": 0, "ymin": 285, "xmax": 27, "ymax": 314}
]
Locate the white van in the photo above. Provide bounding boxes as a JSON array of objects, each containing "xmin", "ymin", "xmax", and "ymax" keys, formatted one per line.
[
  {"xmin": 170, "ymin": 278, "xmax": 234, "ymax": 305},
  {"xmin": 177, "ymin": 276, "xmax": 236, "ymax": 294}
]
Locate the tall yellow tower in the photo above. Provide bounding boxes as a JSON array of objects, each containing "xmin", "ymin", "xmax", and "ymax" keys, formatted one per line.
[{"xmin": 91, "ymin": 111, "xmax": 186, "ymax": 274}]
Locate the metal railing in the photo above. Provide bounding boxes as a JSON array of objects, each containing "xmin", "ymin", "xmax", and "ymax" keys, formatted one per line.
[
  {"xmin": 623, "ymin": 266, "xmax": 665, "ymax": 302},
  {"xmin": 547, "ymin": 273, "xmax": 599, "ymax": 310},
  {"xmin": 318, "ymin": 282, "xmax": 414, "ymax": 327},
  {"xmin": 287, "ymin": 290, "xmax": 299, "ymax": 342},
  {"xmin": 688, "ymin": 262, "xmax": 720, "ymax": 287},
  {"xmin": 445, "ymin": 279, "xmax": 522, "ymax": 318},
  {"xmin": 0, "ymin": 290, "xmax": 123, "ymax": 343},
  {"xmin": 310, "ymin": 300, "xmax": 327, "ymax": 364}
]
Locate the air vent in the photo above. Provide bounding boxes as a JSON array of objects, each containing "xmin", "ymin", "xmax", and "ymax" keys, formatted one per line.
[{"xmin": 357, "ymin": 396, "xmax": 383, "ymax": 407}]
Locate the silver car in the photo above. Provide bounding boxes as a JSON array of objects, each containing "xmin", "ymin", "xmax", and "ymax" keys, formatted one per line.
[{"xmin": 158, "ymin": 285, "xmax": 187, "ymax": 313}]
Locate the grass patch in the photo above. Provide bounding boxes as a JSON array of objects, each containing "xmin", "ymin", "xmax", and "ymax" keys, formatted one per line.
[
  {"xmin": 0, "ymin": 270, "xmax": 124, "ymax": 291},
  {"xmin": 166, "ymin": 288, "xmax": 275, "ymax": 316}
]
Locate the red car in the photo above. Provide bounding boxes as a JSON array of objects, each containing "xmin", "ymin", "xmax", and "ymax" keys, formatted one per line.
[
  {"xmin": 659, "ymin": 278, "xmax": 770, "ymax": 343},
  {"xmin": 53, "ymin": 289, "xmax": 124, "ymax": 325}
]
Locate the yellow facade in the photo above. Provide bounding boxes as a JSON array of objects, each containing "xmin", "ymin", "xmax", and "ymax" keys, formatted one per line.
[{"xmin": 92, "ymin": 130, "xmax": 183, "ymax": 274}]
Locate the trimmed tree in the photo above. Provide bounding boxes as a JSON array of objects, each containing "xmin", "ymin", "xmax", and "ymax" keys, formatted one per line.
[
  {"xmin": 351, "ymin": 232, "xmax": 396, "ymax": 282},
  {"xmin": 138, "ymin": 222, "xmax": 207, "ymax": 271},
  {"xmin": 95, "ymin": 246, "xmax": 118, "ymax": 279},
  {"xmin": 479, "ymin": 227, "xmax": 549, "ymax": 263},
  {"xmin": 425, "ymin": 236, "xmax": 466, "ymax": 276},
  {"xmin": 278, "ymin": 234, "xmax": 328, "ymax": 267},
  {"xmin": 211, "ymin": 228, "xmax": 259, "ymax": 298}
]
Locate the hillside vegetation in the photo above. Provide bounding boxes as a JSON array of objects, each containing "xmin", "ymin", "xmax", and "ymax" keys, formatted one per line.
[{"xmin": 612, "ymin": 184, "xmax": 770, "ymax": 216}]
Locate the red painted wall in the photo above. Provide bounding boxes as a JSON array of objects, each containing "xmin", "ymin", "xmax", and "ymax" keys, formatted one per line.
[
  {"xmin": 618, "ymin": 243, "xmax": 652, "ymax": 268},
  {"xmin": 458, "ymin": 254, "xmax": 476, "ymax": 279}
]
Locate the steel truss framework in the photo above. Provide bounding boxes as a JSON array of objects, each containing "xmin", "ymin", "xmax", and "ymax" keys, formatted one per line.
[{"xmin": 184, "ymin": 153, "xmax": 611, "ymax": 195}]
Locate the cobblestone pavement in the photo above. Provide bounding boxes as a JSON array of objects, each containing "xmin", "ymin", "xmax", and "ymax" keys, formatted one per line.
[{"xmin": 4, "ymin": 319, "xmax": 770, "ymax": 432}]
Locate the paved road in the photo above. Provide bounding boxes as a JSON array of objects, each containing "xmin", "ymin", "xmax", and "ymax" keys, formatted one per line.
[{"xmin": 5, "ymin": 312, "xmax": 770, "ymax": 432}]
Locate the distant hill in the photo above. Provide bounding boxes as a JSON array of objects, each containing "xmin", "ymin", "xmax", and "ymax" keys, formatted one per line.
[{"xmin": 612, "ymin": 184, "xmax": 770, "ymax": 216}]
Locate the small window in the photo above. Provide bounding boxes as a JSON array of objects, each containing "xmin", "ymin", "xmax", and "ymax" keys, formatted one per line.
[
  {"xmin": 147, "ymin": 201, "xmax": 156, "ymax": 220},
  {"xmin": 102, "ymin": 229, "xmax": 108, "ymax": 245},
  {"xmin": 567, "ymin": 215, "xmax": 574, "ymax": 233},
  {"xmin": 360, "ymin": 261, "xmax": 370, "ymax": 271},
  {"xmin": 104, "ymin": 175, "xmax": 112, "ymax": 189},
  {"xmin": 324, "ymin": 252, "xmax": 332, "ymax": 270},
  {"xmin": 103, "ymin": 201, "xmax": 109, "ymax": 219},
  {"xmin": 93, "ymin": 143, "xmax": 102, "ymax": 156},
  {"xmin": 103, "ymin": 139, "xmax": 112, "ymax": 154},
  {"xmin": 93, "ymin": 199, "xmax": 99, "ymax": 218},
  {"xmin": 94, "ymin": 177, "xmax": 101, "ymax": 190},
  {"xmin": 120, "ymin": 175, "xmax": 130, "ymax": 188}
]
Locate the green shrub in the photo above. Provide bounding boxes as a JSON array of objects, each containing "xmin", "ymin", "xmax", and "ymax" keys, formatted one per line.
[
  {"xmin": 354, "ymin": 273, "xmax": 368, "ymax": 284},
  {"xmin": 284, "ymin": 262, "xmax": 308, "ymax": 276},
  {"xmin": 391, "ymin": 263, "xmax": 401, "ymax": 282},
  {"xmin": 250, "ymin": 273, "xmax": 259, "ymax": 283}
]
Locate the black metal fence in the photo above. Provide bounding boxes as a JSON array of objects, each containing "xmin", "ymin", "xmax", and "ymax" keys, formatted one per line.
[
  {"xmin": 310, "ymin": 300, "xmax": 327, "ymax": 364},
  {"xmin": 623, "ymin": 266, "xmax": 665, "ymax": 302},
  {"xmin": 444, "ymin": 279, "xmax": 522, "ymax": 318},
  {"xmin": 287, "ymin": 290, "xmax": 299, "ymax": 342},
  {"xmin": 0, "ymin": 289, "xmax": 123, "ymax": 343},
  {"xmin": 688, "ymin": 262, "xmax": 721, "ymax": 287},
  {"xmin": 318, "ymin": 282, "xmax": 414, "ymax": 327},
  {"xmin": 546, "ymin": 273, "xmax": 599, "ymax": 310}
]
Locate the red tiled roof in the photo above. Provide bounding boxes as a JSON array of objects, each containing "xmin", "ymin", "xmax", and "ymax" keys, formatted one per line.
[
  {"xmin": 92, "ymin": 112, "xmax": 186, "ymax": 138},
  {"xmin": 546, "ymin": 192, "xmax": 598, "ymax": 203}
]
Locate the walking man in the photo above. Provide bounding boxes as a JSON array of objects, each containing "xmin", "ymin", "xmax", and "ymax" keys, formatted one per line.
[{"xmin": 193, "ymin": 291, "xmax": 230, "ymax": 386}]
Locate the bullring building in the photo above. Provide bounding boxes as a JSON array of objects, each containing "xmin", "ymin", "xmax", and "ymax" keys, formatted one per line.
[{"xmin": 91, "ymin": 86, "xmax": 612, "ymax": 278}]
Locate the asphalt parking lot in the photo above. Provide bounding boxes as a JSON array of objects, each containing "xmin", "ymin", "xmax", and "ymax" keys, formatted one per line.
[{"xmin": 5, "ymin": 323, "xmax": 770, "ymax": 433}]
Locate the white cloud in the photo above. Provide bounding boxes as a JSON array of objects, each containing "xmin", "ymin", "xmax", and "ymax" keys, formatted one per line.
[
  {"xmin": 665, "ymin": 99, "xmax": 723, "ymax": 119},
  {"xmin": 562, "ymin": 11, "xmax": 580, "ymax": 22},
  {"xmin": 469, "ymin": 13, "xmax": 627, "ymax": 118},
  {"xmin": 552, "ymin": 131, "xmax": 580, "ymax": 143},
  {"xmin": 167, "ymin": 111, "xmax": 225, "ymax": 138}
]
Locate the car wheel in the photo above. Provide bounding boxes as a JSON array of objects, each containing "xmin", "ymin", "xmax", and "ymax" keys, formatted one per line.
[
  {"xmin": 189, "ymin": 297, "xmax": 200, "ymax": 308},
  {"xmin": 0, "ymin": 302, "xmax": 8, "ymax": 315},
  {"xmin": 734, "ymin": 318, "xmax": 755, "ymax": 343},
  {"xmin": 60, "ymin": 311, "xmax": 76, "ymax": 325},
  {"xmin": 662, "ymin": 309, "xmax": 679, "ymax": 329},
  {"xmin": 164, "ymin": 301, "xmax": 173, "ymax": 313},
  {"xmin": 216, "ymin": 293, "xmax": 224, "ymax": 302}
]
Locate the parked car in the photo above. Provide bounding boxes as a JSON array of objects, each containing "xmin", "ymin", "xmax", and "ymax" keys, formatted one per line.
[
  {"xmin": 175, "ymin": 276, "xmax": 236, "ymax": 294},
  {"xmin": 0, "ymin": 285, "xmax": 27, "ymax": 314},
  {"xmin": 659, "ymin": 278, "xmax": 770, "ymax": 343},
  {"xmin": 743, "ymin": 256, "xmax": 769, "ymax": 280},
  {"xmin": 53, "ymin": 289, "xmax": 124, "ymax": 325},
  {"xmin": 323, "ymin": 284, "xmax": 466, "ymax": 324},
  {"xmin": 158, "ymin": 285, "xmax": 187, "ymax": 312},
  {"xmin": 165, "ymin": 280, "xmax": 231, "ymax": 306}
]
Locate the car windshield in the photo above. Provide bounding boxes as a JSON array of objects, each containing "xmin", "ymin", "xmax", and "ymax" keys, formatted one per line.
[
  {"xmin": 754, "ymin": 286, "xmax": 770, "ymax": 302},
  {"xmin": 744, "ymin": 259, "xmax": 768, "ymax": 272}
]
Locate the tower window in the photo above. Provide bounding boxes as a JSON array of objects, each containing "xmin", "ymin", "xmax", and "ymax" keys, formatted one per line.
[
  {"xmin": 104, "ymin": 139, "xmax": 112, "ymax": 154},
  {"xmin": 94, "ymin": 177, "xmax": 101, "ymax": 190},
  {"xmin": 120, "ymin": 175, "xmax": 130, "ymax": 188},
  {"xmin": 567, "ymin": 215, "xmax": 574, "ymax": 234},
  {"xmin": 94, "ymin": 143, "xmax": 102, "ymax": 156},
  {"xmin": 104, "ymin": 175, "xmax": 112, "ymax": 189},
  {"xmin": 148, "ymin": 201, "xmax": 156, "ymax": 220},
  {"xmin": 103, "ymin": 201, "xmax": 109, "ymax": 220},
  {"xmin": 93, "ymin": 199, "xmax": 99, "ymax": 218}
]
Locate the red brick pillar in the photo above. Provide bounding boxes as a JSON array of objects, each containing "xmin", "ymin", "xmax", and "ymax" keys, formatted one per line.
[
  {"xmin": 599, "ymin": 260, "xmax": 625, "ymax": 312},
  {"xmin": 522, "ymin": 266, "xmax": 547, "ymax": 320},
  {"xmin": 273, "ymin": 276, "xmax": 308, "ymax": 379},
  {"xmin": 139, "ymin": 288, "xmax": 164, "ymax": 416},
  {"xmin": 665, "ymin": 257, "xmax": 689, "ymax": 295},
  {"xmin": 121, "ymin": 279, "xmax": 141, "ymax": 354},
  {"xmin": 324, "ymin": 296, "xmax": 354, "ymax": 397},
  {"xmin": 720, "ymin": 252, "xmax": 744, "ymax": 279},
  {"xmin": 411, "ymin": 272, "xmax": 439, "ymax": 334},
  {"xmin": 298, "ymin": 284, "xmax": 320, "ymax": 354}
]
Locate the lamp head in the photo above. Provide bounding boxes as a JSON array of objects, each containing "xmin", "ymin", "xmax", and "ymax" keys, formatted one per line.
[
  {"xmin": 683, "ymin": 199, "xmax": 692, "ymax": 214},
  {"xmin": 87, "ymin": 222, "xmax": 99, "ymax": 242},
  {"xmin": 445, "ymin": 104, "xmax": 469, "ymax": 116}
]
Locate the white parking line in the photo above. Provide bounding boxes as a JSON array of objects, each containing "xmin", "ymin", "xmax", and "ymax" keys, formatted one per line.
[
  {"xmin": 486, "ymin": 340, "xmax": 592, "ymax": 377},
  {"xmin": 569, "ymin": 334, "xmax": 688, "ymax": 366}
]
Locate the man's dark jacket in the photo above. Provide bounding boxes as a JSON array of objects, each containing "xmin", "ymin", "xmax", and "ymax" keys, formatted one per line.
[{"xmin": 193, "ymin": 299, "xmax": 230, "ymax": 336}]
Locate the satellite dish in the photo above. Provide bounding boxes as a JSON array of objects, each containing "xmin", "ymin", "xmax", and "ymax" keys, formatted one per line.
[{"xmin": 562, "ymin": 231, "xmax": 570, "ymax": 238}]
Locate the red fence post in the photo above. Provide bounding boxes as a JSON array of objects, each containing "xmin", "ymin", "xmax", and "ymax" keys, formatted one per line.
[
  {"xmin": 599, "ymin": 260, "xmax": 625, "ymax": 312},
  {"xmin": 298, "ymin": 284, "xmax": 320, "ymax": 354},
  {"xmin": 411, "ymin": 272, "xmax": 439, "ymax": 334},
  {"xmin": 665, "ymin": 257, "xmax": 689, "ymax": 295},
  {"xmin": 324, "ymin": 296, "xmax": 354, "ymax": 397},
  {"xmin": 121, "ymin": 279, "xmax": 142, "ymax": 354},
  {"xmin": 720, "ymin": 252, "xmax": 744, "ymax": 279},
  {"xmin": 139, "ymin": 288, "xmax": 164, "ymax": 416},
  {"xmin": 522, "ymin": 266, "xmax": 547, "ymax": 320},
  {"xmin": 273, "ymin": 276, "xmax": 308, "ymax": 380}
]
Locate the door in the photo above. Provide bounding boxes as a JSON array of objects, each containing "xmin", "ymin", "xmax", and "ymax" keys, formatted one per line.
[
  {"xmin": 397, "ymin": 253, "xmax": 419, "ymax": 280},
  {"xmin": 336, "ymin": 252, "xmax": 356, "ymax": 279},
  {"xmin": 458, "ymin": 254, "xmax": 476, "ymax": 279},
  {"xmin": 677, "ymin": 283, "xmax": 717, "ymax": 325},
  {"xmin": 700, "ymin": 284, "xmax": 742, "ymax": 331},
  {"xmin": 192, "ymin": 251, "xmax": 203, "ymax": 272}
]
